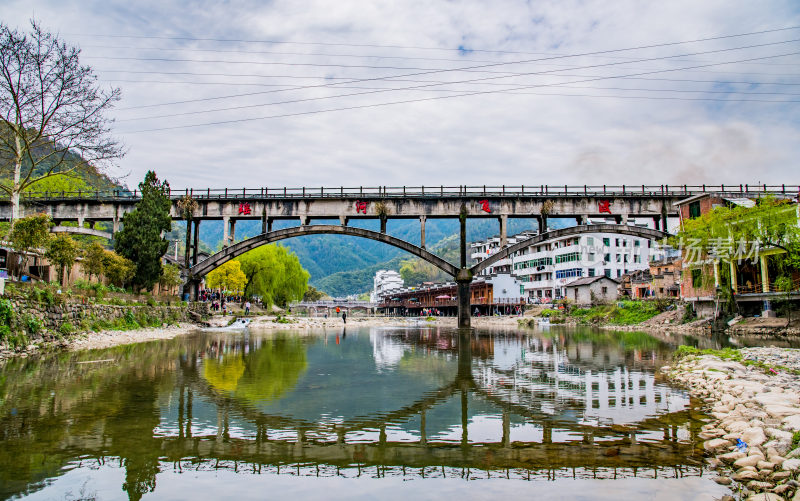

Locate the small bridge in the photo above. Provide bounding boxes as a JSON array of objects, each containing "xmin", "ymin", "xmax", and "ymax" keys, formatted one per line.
[{"xmin": 50, "ymin": 225, "xmax": 113, "ymax": 239}]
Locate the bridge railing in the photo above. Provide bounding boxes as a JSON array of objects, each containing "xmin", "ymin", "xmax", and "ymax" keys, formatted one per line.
[{"xmin": 7, "ymin": 184, "xmax": 799, "ymax": 202}]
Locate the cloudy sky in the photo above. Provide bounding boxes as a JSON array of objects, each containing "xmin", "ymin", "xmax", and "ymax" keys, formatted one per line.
[{"xmin": 2, "ymin": 0, "xmax": 799, "ymax": 190}]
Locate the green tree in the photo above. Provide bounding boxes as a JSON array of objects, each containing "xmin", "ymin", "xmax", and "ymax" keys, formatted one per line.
[
  {"xmin": 9, "ymin": 213, "xmax": 50, "ymax": 255},
  {"xmin": 158, "ymin": 263, "xmax": 182, "ymax": 291},
  {"xmin": 103, "ymin": 250, "xmax": 135, "ymax": 288},
  {"xmin": 303, "ymin": 285, "xmax": 326, "ymax": 302},
  {"xmin": 0, "ymin": 20, "xmax": 124, "ymax": 223},
  {"xmin": 235, "ymin": 245, "xmax": 309, "ymax": 307},
  {"xmin": 45, "ymin": 234, "xmax": 79, "ymax": 285},
  {"xmin": 20, "ymin": 173, "xmax": 91, "ymax": 197},
  {"xmin": 114, "ymin": 171, "xmax": 172, "ymax": 291},
  {"xmin": 82, "ymin": 241, "xmax": 106, "ymax": 282},
  {"xmin": 206, "ymin": 260, "xmax": 247, "ymax": 293}
]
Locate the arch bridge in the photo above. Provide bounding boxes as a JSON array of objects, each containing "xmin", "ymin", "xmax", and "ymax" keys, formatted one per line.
[{"xmin": 187, "ymin": 222, "xmax": 670, "ymax": 327}]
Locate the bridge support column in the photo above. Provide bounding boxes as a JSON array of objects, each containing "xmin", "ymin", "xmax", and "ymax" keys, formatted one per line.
[
  {"xmin": 419, "ymin": 215, "xmax": 426, "ymax": 249},
  {"xmin": 456, "ymin": 269, "xmax": 473, "ymax": 329},
  {"xmin": 499, "ymin": 215, "xmax": 507, "ymax": 248},
  {"xmin": 577, "ymin": 214, "xmax": 588, "ymax": 225},
  {"xmin": 537, "ymin": 215, "xmax": 548, "ymax": 233},
  {"xmin": 184, "ymin": 219, "xmax": 192, "ymax": 269},
  {"xmin": 267, "ymin": 218, "xmax": 273, "ymax": 232},
  {"xmin": 339, "ymin": 215, "xmax": 347, "ymax": 227},
  {"xmin": 230, "ymin": 219, "xmax": 236, "ymax": 242},
  {"xmin": 223, "ymin": 216, "xmax": 230, "ymax": 246},
  {"xmin": 261, "ymin": 213, "xmax": 268, "ymax": 234},
  {"xmin": 192, "ymin": 219, "xmax": 200, "ymax": 266},
  {"xmin": 653, "ymin": 216, "xmax": 660, "ymax": 231}
]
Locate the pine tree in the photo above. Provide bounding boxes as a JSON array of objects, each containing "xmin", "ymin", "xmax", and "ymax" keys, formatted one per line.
[{"xmin": 114, "ymin": 171, "xmax": 172, "ymax": 291}]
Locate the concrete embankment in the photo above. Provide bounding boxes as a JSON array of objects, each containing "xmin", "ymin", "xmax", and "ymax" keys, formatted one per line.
[{"xmin": 666, "ymin": 348, "xmax": 800, "ymax": 500}]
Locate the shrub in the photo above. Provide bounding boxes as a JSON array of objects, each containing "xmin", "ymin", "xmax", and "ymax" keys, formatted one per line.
[
  {"xmin": 23, "ymin": 314, "xmax": 42, "ymax": 336},
  {"xmin": 59, "ymin": 322, "xmax": 75, "ymax": 336}
]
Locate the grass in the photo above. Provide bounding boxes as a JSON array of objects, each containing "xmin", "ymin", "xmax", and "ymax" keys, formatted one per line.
[{"xmin": 521, "ymin": 300, "xmax": 666, "ymax": 327}]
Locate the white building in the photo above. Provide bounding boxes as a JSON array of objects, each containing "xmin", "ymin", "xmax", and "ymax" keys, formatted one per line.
[
  {"xmin": 471, "ymin": 224, "xmax": 661, "ymax": 302},
  {"xmin": 370, "ymin": 269, "xmax": 404, "ymax": 303}
]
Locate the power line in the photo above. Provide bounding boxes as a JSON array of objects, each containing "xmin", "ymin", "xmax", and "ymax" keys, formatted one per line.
[
  {"xmin": 111, "ymin": 38, "xmax": 800, "ymax": 112},
  {"xmin": 121, "ymin": 50, "xmax": 800, "ymax": 133},
  {"xmin": 68, "ymin": 25, "xmax": 800, "ymax": 55}
]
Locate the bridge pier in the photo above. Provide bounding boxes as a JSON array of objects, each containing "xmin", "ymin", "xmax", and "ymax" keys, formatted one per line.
[
  {"xmin": 457, "ymin": 208, "xmax": 472, "ymax": 329},
  {"xmin": 499, "ymin": 215, "xmax": 507, "ymax": 248},
  {"xmin": 193, "ymin": 219, "xmax": 200, "ymax": 265},
  {"xmin": 419, "ymin": 215, "xmax": 426, "ymax": 249}
]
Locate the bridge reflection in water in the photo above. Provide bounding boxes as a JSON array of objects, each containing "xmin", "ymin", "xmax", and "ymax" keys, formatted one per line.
[{"xmin": 0, "ymin": 327, "xmax": 710, "ymax": 500}]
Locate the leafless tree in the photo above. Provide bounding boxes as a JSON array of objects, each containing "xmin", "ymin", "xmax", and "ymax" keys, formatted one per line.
[{"xmin": 0, "ymin": 20, "xmax": 124, "ymax": 223}]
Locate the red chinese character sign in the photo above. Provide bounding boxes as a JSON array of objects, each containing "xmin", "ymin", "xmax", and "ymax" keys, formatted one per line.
[
  {"xmin": 354, "ymin": 200, "xmax": 368, "ymax": 214},
  {"xmin": 598, "ymin": 200, "xmax": 611, "ymax": 214},
  {"xmin": 478, "ymin": 200, "xmax": 492, "ymax": 213},
  {"xmin": 238, "ymin": 202, "xmax": 252, "ymax": 215}
]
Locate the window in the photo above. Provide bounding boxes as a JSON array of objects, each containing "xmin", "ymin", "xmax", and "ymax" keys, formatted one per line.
[
  {"xmin": 634, "ymin": 255, "xmax": 641, "ymax": 263},
  {"xmin": 617, "ymin": 270, "xmax": 622, "ymax": 278},
  {"xmin": 574, "ymin": 238, "xmax": 580, "ymax": 245},
  {"xmin": 603, "ymin": 238, "xmax": 610, "ymax": 247},
  {"xmin": 615, "ymin": 238, "xmax": 620, "ymax": 246},
  {"xmin": 604, "ymin": 253, "xmax": 611, "ymax": 263},
  {"xmin": 623, "ymin": 255, "xmax": 629, "ymax": 263},
  {"xmin": 689, "ymin": 201, "xmax": 701, "ymax": 219},
  {"xmin": 555, "ymin": 252, "xmax": 580, "ymax": 264},
  {"xmin": 604, "ymin": 269, "xmax": 611, "ymax": 278},
  {"xmin": 601, "ymin": 286, "xmax": 608, "ymax": 295},
  {"xmin": 588, "ymin": 252, "xmax": 595, "ymax": 261},
  {"xmin": 588, "ymin": 268, "xmax": 596, "ymax": 277},
  {"xmin": 555, "ymin": 268, "xmax": 583, "ymax": 279},
  {"xmin": 634, "ymin": 240, "xmax": 640, "ymax": 247},
  {"xmin": 587, "ymin": 237, "xmax": 594, "ymax": 246},
  {"xmin": 616, "ymin": 254, "xmax": 622, "ymax": 263}
]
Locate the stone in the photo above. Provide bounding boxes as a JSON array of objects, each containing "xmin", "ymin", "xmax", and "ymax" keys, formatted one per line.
[
  {"xmin": 748, "ymin": 481, "xmax": 775, "ymax": 492},
  {"xmin": 782, "ymin": 459, "xmax": 800, "ymax": 472},
  {"xmin": 773, "ymin": 485, "xmax": 794, "ymax": 495},
  {"xmin": 714, "ymin": 476, "xmax": 733, "ymax": 485},
  {"xmin": 767, "ymin": 406, "xmax": 800, "ymax": 419},
  {"xmin": 736, "ymin": 470, "xmax": 764, "ymax": 482},
  {"xmin": 787, "ymin": 449, "xmax": 800, "ymax": 459},
  {"xmin": 720, "ymin": 451, "xmax": 748, "ymax": 463},
  {"xmin": 758, "ymin": 461, "xmax": 777, "ymax": 470},
  {"xmin": 768, "ymin": 429, "xmax": 796, "ymax": 442},
  {"xmin": 783, "ymin": 415, "xmax": 800, "ymax": 432},
  {"xmin": 745, "ymin": 492, "xmax": 783, "ymax": 500},
  {"xmin": 771, "ymin": 471, "xmax": 792, "ymax": 481},
  {"xmin": 744, "ymin": 428, "xmax": 770, "ymax": 447},
  {"xmin": 737, "ymin": 456, "xmax": 765, "ymax": 468},
  {"xmin": 705, "ymin": 438, "xmax": 732, "ymax": 452}
]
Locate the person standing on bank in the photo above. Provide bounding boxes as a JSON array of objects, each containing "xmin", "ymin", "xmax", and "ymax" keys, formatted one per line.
[{"xmin": 342, "ymin": 310, "xmax": 347, "ymax": 324}]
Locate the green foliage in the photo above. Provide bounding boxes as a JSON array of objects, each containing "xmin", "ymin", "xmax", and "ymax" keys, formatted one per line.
[
  {"xmin": 674, "ymin": 196, "xmax": 800, "ymax": 269},
  {"xmin": 9, "ymin": 213, "xmax": 51, "ymax": 254},
  {"xmin": 158, "ymin": 263, "xmax": 182, "ymax": 290},
  {"xmin": 58, "ymin": 322, "xmax": 75, "ymax": 336},
  {"xmin": 234, "ymin": 245, "xmax": 309, "ymax": 307},
  {"xmin": 114, "ymin": 171, "xmax": 172, "ymax": 291},
  {"xmin": 302, "ymin": 285, "xmax": 326, "ymax": 302},
  {"xmin": 681, "ymin": 303, "xmax": 697, "ymax": 324},
  {"xmin": 82, "ymin": 241, "xmax": 106, "ymax": 282},
  {"xmin": 23, "ymin": 173, "xmax": 91, "ymax": 196},
  {"xmin": 206, "ymin": 260, "xmax": 247, "ymax": 293},
  {"xmin": 23, "ymin": 314, "xmax": 41, "ymax": 335},
  {"xmin": 45, "ymin": 234, "xmax": 80, "ymax": 285},
  {"xmin": 673, "ymin": 345, "xmax": 800, "ymax": 375},
  {"xmin": 102, "ymin": 250, "xmax": 135, "ymax": 288}
]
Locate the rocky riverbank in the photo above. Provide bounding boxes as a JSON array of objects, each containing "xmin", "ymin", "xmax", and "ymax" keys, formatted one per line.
[{"xmin": 665, "ymin": 347, "xmax": 800, "ymax": 500}]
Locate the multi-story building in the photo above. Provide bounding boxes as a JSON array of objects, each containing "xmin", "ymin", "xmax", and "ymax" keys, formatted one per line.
[
  {"xmin": 370, "ymin": 269, "xmax": 404, "ymax": 303},
  {"xmin": 470, "ymin": 223, "xmax": 664, "ymax": 302}
]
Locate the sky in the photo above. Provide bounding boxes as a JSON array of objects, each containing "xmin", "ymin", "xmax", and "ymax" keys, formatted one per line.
[{"xmin": 2, "ymin": 0, "xmax": 800, "ymax": 191}]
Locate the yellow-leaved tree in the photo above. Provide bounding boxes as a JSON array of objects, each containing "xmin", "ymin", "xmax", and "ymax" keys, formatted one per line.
[{"xmin": 205, "ymin": 260, "xmax": 247, "ymax": 293}]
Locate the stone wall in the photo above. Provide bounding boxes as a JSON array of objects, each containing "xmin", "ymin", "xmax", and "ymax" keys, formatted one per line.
[{"xmin": 2, "ymin": 298, "xmax": 208, "ymax": 345}]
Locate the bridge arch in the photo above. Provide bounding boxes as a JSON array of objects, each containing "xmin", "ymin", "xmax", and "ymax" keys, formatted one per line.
[
  {"xmin": 188, "ymin": 224, "xmax": 459, "ymax": 279},
  {"xmin": 471, "ymin": 223, "xmax": 669, "ymax": 276}
]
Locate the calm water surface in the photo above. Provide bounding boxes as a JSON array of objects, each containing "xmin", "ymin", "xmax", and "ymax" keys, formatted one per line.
[{"xmin": 0, "ymin": 325, "xmax": 731, "ymax": 500}]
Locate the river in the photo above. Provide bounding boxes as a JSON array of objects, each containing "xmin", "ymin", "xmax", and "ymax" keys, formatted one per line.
[{"xmin": 0, "ymin": 325, "xmax": 733, "ymax": 500}]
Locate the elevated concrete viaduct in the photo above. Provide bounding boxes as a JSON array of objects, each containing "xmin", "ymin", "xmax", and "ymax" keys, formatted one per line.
[{"xmin": 4, "ymin": 185, "xmax": 793, "ymax": 327}]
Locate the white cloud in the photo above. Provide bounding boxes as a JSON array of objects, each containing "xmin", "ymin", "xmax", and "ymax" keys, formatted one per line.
[{"xmin": 2, "ymin": 0, "xmax": 799, "ymax": 189}]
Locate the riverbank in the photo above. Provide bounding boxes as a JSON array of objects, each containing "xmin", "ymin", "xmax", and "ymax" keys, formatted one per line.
[{"xmin": 666, "ymin": 347, "xmax": 800, "ymax": 500}]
